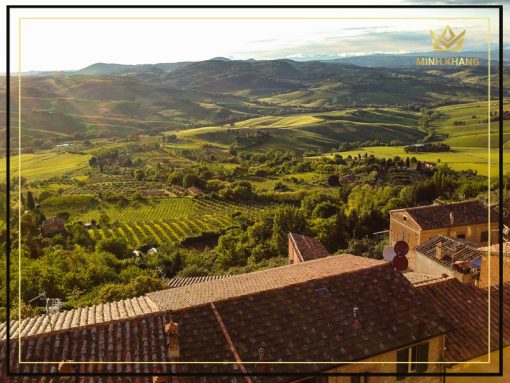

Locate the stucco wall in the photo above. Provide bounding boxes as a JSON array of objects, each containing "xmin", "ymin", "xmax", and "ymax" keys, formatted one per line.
[
  {"xmin": 324, "ymin": 336, "xmax": 445, "ymax": 383},
  {"xmin": 479, "ymin": 253, "xmax": 510, "ymax": 288},
  {"xmin": 288, "ymin": 236, "xmax": 302, "ymax": 264},
  {"xmin": 390, "ymin": 209, "xmax": 497, "ymax": 272},
  {"xmin": 415, "ymin": 252, "xmax": 452, "ymax": 277}
]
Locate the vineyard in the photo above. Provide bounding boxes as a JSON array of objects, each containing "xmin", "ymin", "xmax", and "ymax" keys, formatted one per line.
[
  {"xmin": 70, "ymin": 197, "xmax": 259, "ymax": 222},
  {"xmin": 41, "ymin": 196, "xmax": 269, "ymax": 247},
  {"xmin": 88, "ymin": 214, "xmax": 233, "ymax": 246}
]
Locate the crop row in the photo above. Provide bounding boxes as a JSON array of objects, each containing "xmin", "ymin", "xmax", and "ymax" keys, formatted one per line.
[
  {"xmin": 71, "ymin": 197, "xmax": 259, "ymax": 224},
  {"xmin": 88, "ymin": 214, "xmax": 234, "ymax": 247}
]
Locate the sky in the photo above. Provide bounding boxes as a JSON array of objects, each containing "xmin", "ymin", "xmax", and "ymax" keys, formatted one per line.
[{"xmin": 5, "ymin": 2, "xmax": 505, "ymax": 72}]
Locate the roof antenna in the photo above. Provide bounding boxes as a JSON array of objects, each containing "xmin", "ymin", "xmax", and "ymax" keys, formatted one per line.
[
  {"xmin": 352, "ymin": 305, "xmax": 362, "ymax": 329},
  {"xmin": 46, "ymin": 298, "xmax": 63, "ymax": 331},
  {"xmin": 28, "ymin": 292, "xmax": 62, "ymax": 331}
]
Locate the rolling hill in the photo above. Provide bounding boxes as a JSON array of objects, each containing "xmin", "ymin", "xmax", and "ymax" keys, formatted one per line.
[{"xmin": 0, "ymin": 58, "xmax": 500, "ymax": 153}]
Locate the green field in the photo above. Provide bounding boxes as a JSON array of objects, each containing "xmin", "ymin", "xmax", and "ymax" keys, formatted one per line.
[
  {"xmin": 173, "ymin": 108, "xmax": 424, "ymax": 153},
  {"xmin": 324, "ymin": 146, "xmax": 504, "ymax": 177},
  {"xmin": 429, "ymin": 100, "xmax": 510, "ymax": 148},
  {"xmin": 0, "ymin": 152, "xmax": 91, "ymax": 181}
]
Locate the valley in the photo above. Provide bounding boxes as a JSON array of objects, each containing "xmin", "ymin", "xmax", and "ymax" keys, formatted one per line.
[{"xmin": 0, "ymin": 57, "xmax": 507, "ymax": 320}]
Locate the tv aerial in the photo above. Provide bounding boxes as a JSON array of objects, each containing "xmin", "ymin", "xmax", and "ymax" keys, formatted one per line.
[{"xmin": 28, "ymin": 291, "xmax": 63, "ymax": 331}]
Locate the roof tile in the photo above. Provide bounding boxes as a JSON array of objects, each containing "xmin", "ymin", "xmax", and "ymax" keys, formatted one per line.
[{"xmin": 399, "ymin": 200, "xmax": 497, "ymax": 230}]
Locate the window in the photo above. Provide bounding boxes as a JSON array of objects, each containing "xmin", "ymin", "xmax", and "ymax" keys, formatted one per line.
[
  {"xmin": 351, "ymin": 376, "xmax": 369, "ymax": 383},
  {"xmin": 396, "ymin": 342, "xmax": 429, "ymax": 378},
  {"xmin": 457, "ymin": 234, "xmax": 466, "ymax": 239},
  {"xmin": 411, "ymin": 342, "xmax": 429, "ymax": 372},
  {"xmin": 481, "ymin": 231, "xmax": 489, "ymax": 242}
]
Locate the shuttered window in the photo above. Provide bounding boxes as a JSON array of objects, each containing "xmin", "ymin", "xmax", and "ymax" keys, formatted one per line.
[
  {"xmin": 411, "ymin": 342, "xmax": 429, "ymax": 373},
  {"xmin": 397, "ymin": 342, "xmax": 429, "ymax": 377}
]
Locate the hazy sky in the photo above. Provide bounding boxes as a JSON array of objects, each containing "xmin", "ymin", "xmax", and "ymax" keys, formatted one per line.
[{"xmin": 8, "ymin": 4, "xmax": 503, "ymax": 72}]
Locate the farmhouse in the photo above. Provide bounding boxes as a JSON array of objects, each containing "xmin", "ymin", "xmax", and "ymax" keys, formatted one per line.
[
  {"xmin": 2, "ymin": 255, "xmax": 456, "ymax": 382},
  {"xmin": 389, "ymin": 200, "xmax": 497, "ymax": 266},
  {"xmin": 287, "ymin": 232, "xmax": 329, "ymax": 264},
  {"xmin": 412, "ymin": 235, "xmax": 482, "ymax": 284},
  {"xmin": 187, "ymin": 186, "xmax": 204, "ymax": 196},
  {"xmin": 41, "ymin": 216, "xmax": 66, "ymax": 237}
]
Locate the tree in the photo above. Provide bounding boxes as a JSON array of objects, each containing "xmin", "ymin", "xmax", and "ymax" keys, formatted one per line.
[
  {"xmin": 99, "ymin": 212, "xmax": 111, "ymax": 228},
  {"xmin": 327, "ymin": 174, "xmax": 340, "ymax": 187},
  {"xmin": 96, "ymin": 237, "xmax": 129, "ymax": 259},
  {"xmin": 26, "ymin": 191, "xmax": 35, "ymax": 210},
  {"xmin": 271, "ymin": 205, "xmax": 307, "ymax": 255},
  {"xmin": 70, "ymin": 224, "xmax": 95, "ymax": 249},
  {"xmin": 134, "ymin": 169, "xmax": 145, "ymax": 181}
]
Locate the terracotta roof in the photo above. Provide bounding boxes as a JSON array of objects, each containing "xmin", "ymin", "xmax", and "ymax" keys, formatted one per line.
[
  {"xmin": 174, "ymin": 262, "xmax": 450, "ymax": 377},
  {"xmin": 0, "ymin": 296, "xmax": 160, "ymax": 341},
  {"xmin": 397, "ymin": 200, "xmax": 497, "ymax": 230},
  {"xmin": 417, "ymin": 278, "xmax": 510, "ymax": 362},
  {"xmin": 187, "ymin": 186, "xmax": 204, "ymax": 196},
  {"xmin": 414, "ymin": 235, "xmax": 483, "ymax": 269},
  {"xmin": 42, "ymin": 216, "xmax": 66, "ymax": 226},
  {"xmin": 1, "ymin": 260, "xmax": 450, "ymax": 382},
  {"xmin": 288, "ymin": 233, "xmax": 329, "ymax": 261},
  {"xmin": 147, "ymin": 255, "xmax": 385, "ymax": 311},
  {"xmin": 167, "ymin": 275, "xmax": 232, "ymax": 288},
  {"xmin": 1, "ymin": 312, "xmax": 177, "ymax": 382},
  {"xmin": 479, "ymin": 242, "xmax": 510, "ymax": 255}
]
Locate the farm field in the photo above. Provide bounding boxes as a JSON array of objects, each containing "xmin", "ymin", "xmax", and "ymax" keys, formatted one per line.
[
  {"xmin": 0, "ymin": 152, "xmax": 91, "ymax": 181},
  {"xmin": 3, "ymin": 55, "xmax": 507, "ymax": 322},
  {"xmin": 40, "ymin": 196, "xmax": 271, "ymax": 247},
  {"xmin": 173, "ymin": 107, "xmax": 424, "ymax": 153},
  {"xmin": 69, "ymin": 197, "xmax": 259, "ymax": 223},
  {"xmin": 429, "ymin": 100, "xmax": 510, "ymax": 148},
  {"xmin": 88, "ymin": 214, "xmax": 231, "ymax": 247},
  {"xmin": 322, "ymin": 146, "xmax": 504, "ymax": 177}
]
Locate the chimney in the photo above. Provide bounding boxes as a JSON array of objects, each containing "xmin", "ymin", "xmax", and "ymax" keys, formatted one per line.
[
  {"xmin": 165, "ymin": 321, "xmax": 180, "ymax": 360},
  {"xmin": 436, "ymin": 242, "xmax": 445, "ymax": 260},
  {"xmin": 449, "ymin": 212, "xmax": 455, "ymax": 226},
  {"xmin": 452, "ymin": 261, "xmax": 477, "ymax": 285},
  {"xmin": 58, "ymin": 361, "xmax": 76, "ymax": 373}
]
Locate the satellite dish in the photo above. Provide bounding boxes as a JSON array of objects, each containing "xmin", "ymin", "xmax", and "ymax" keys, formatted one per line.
[
  {"xmin": 394, "ymin": 241, "xmax": 409, "ymax": 257},
  {"xmin": 392, "ymin": 254, "xmax": 409, "ymax": 272},
  {"xmin": 383, "ymin": 245, "xmax": 397, "ymax": 262}
]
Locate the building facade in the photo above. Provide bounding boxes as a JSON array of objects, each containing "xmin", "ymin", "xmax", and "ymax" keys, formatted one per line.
[{"xmin": 389, "ymin": 200, "xmax": 497, "ymax": 270}]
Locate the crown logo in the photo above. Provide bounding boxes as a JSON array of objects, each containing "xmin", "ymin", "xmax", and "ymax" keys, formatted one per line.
[{"xmin": 430, "ymin": 26, "xmax": 465, "ymax": 53}]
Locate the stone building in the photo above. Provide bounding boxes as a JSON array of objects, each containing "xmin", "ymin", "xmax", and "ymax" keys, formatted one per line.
[
  {"xmin": 389, "ymin": 200, "xmax": 498, "ymax": 259},
  {"xmin": 412, "ymin": 235, "xmax": 482, "ymax": 284},
  {"xmin": 288, "ymin": 232, "xmax": 329, "ymax": 264},
  {"xmin": 41, "ymin": 216, "xmax": 66, "ymax": 237},
  {"xmin": 478, "ymin": 242, "xmax": 510, "ymax": 288}
]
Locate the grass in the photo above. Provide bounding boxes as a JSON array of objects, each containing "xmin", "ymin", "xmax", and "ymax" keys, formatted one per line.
[
  {"xmin": 175, "ymin": 108, "xmax": 423, "ymax": 153},
  {"xmin": 0, "ymin": 151, "xmax": 91, "ymax": 181},
  {"xmin": 322, "ymin": 146, "xmax": 504, "ymax": 177},
  {"xmin": 430, "ymin": 100, "xmax": 510, "ymax": 148}
]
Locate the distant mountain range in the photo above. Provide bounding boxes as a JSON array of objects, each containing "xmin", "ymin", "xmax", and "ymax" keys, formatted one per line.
[
  {"xmin": 325, "ymin": 50, "xmax": 506, "ymax": 68},
  {"xmin": 18, "ymin": 49, "xmax": 508, "ymax": 77}
]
